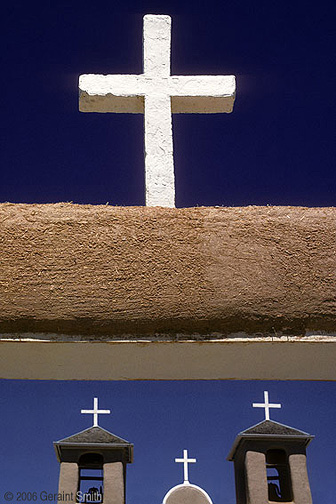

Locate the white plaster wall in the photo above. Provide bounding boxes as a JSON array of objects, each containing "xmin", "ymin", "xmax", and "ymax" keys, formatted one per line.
[{"xmin": 0, "ymin": 335, "xmax": 335, "ymax": 380}]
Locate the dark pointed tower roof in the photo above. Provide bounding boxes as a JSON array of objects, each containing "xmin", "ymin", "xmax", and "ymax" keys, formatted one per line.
[
  {"xmin": 54, "ymin": 425, "xmax": 133, "ymax": 462},
  {"xmin": 227, "ymin": 420, "xmax": 314, "ymax": 460}
]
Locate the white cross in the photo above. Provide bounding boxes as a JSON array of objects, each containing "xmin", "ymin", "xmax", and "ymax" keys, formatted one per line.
[
  {"xmin": 81, "ymin": 397, "xmax": 111, "ymax": 427},
  {"xmin": 252, "ymin": 390, "xmax": 282, "ymax": 421},
  {"xmin": 175, "ymin": 449, "xmax": 196, "ymax": 484},
  {"xmin": 79, "ymin": 14, "xmax": 236, "ymax": 208}
]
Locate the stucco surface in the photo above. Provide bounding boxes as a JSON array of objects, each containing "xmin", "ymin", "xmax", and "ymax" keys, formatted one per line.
[
  {"xmin": 58, "ymin": 462, "xmax": 77, "ymax": 504},
  {"xmin": 104, "ymin": 462, "xmax": 125, "ymax": 504},
  {"xmin": 245, "ymin": 451, "xmax": 268, "ymax": 504},
  {"xmin": 0, "ymin": 204, "xmax": 335, "ymax": 337},
  {"xmin": 164, "ymin": 485, "xmax": 212, "ymax": 504}
]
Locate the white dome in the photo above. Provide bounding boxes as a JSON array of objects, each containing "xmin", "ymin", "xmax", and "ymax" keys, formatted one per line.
[{"xmin": 162, "ymin": 483, "xmax": 213, "ymax": 504}]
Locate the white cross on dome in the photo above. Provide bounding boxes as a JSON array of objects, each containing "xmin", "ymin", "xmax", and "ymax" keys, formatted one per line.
[{"xmin": 175, "ymin": 449, "xmax": 196, "ymax": 484}]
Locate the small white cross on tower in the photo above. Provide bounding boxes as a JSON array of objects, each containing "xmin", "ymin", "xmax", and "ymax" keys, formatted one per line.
[
  {"xmin": 252, "ymin": 390, "xmax": 282, "ymax": 421},
  {"xmin": 79, "ymin": 14, "xmax": 236, "ymax": 208},
  {"xmin": 175, "ymin": 449, "xmax": 196, "ymax": 484},
  {"xmin": 81, "ymin": 397, "xmax": 111, "ymax": 427}
]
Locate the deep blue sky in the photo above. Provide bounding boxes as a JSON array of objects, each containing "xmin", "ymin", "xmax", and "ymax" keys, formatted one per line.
[
  {"xmin": 1, "ymin": 0, "xmax": 336, "ymax": 207},
  {"xmin": 0, "ymin": 380, "xmax": 335, "ymax": 504}
]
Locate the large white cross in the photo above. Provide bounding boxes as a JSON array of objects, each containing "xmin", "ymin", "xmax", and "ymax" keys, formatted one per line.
[
  {"xmin": 252, "ymin": 390, "xmax": 282, "ymax": 421},
  {"xmin": 81, "ymin": 397, "xmax": 111, "ymax": 427},
  {"xmin": 175, "ymin": 449, "xmax": 196, "ymax": 484},
  {"xmin": 79, "ymin": 14, "xmax": 236, "ymax": 208}
]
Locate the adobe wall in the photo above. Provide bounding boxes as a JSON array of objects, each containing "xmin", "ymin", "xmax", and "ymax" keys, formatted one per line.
[
  {"xmin": 1, "ymin": 203, "xmax": 335, "ymax": 337},
  {"xmin": 1, "ymin": 203, "xmax": 335, "ymax": 380}
]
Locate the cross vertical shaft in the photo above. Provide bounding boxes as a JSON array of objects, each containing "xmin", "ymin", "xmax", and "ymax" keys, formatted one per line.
[
  {"xmin": 143, "ymin": 15, "xmax": 171, "ymax": 77},
  {"xmin": 143, "ymin": 15, "xmax": 175, "ymax": 207}
]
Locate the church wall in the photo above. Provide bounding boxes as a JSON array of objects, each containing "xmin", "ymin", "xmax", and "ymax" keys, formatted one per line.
[
  {"xmin": 1, "ymin": 203, "xmax": 335, "ymax": 337},
  {"xmin": 58, "ymin": 462, "xmax": 77, "ymax": 504},
  {"xmin": 103, "ymin": 462, "xmax": 125, "ymax": 504},
  {"xmin": 289, "ymin": 454, "xmax": 313, "ymax": 504},
  {"xmin": 1, "ymin": 203, "xmax": 335, "ymax": 379},
  {"xmin": 1, "ymin": 338, "xmax": 336, "ymax": 379},
  {"xmin": 245, "ymin": 451, "xmax": 268, "ymax": 504}
]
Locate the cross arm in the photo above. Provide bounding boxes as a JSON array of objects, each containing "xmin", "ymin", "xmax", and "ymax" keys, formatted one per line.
[
  {"xmin": 79, "ymin": 74, "xmax": 145, "ymax": 113},
  {"xmin": 169, "ymin": 75, "xmax": 236, "ymax": 113}
]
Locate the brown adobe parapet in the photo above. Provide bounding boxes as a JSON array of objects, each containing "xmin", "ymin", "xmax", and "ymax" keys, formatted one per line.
[{"xmin": 0, "ymin": 203, "xmax": 335, "ymax": 338}]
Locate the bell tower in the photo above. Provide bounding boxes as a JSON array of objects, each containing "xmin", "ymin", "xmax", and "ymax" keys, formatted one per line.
[
  {"xmin": 54, "ymin": 397, "xmax": 133, "ymax": 504},
  {"xmin": 227, "ymin": 391, "xmax": 314, "ymax": 504}
]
